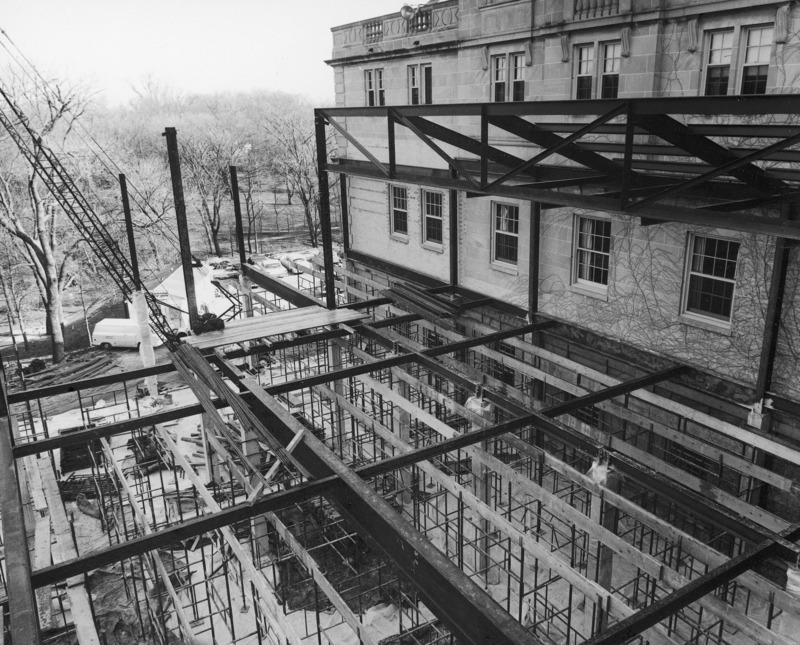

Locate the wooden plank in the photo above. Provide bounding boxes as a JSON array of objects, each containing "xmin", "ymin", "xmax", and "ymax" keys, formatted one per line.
[
  {"xmin": 33, "ymin": 516, "xmax": 52, "ymax": 632},
  {"xmin": 395, "ymin": 319, "xmax": 788, "ymax": 531},
  {"xmin": 37, "ymin": 457, "xmax": 101, "ymax": 645},
  {"xmin": 24, "ymin": 456, "xmax": 47, "ymax": 514},
  {"xmin": 415, "ymin": 315, "xmax": 798, "ymax": 495},
  {"xmin": 459, "ymin": 313, "xmax": 800, "ymax": 467},
  {"xmin": 184, "ymin": 307, "xmax": 367, "ymax": 349},
  {"xmin": 329, "ymin": 338, "xmax": 792, "ymax": 645}
]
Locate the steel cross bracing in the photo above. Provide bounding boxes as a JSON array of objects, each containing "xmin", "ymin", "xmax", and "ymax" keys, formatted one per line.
[
  {"xmin": 0, "ymin": 85, "xmax": 176, "ymax": 344},
  {"xmin": 316, "ymin": 95, "xmax": 800, "ymax": 241}
]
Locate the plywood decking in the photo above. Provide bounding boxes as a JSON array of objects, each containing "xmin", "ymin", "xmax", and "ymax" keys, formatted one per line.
[{"xmin": 184, "ymin": 306, "xmax": 367, "ymax": 349}]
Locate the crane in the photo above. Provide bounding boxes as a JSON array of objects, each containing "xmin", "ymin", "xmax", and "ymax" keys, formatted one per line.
[{"xmin": 0, "ymin": 83, "xmax": 179, "ymax": 346}]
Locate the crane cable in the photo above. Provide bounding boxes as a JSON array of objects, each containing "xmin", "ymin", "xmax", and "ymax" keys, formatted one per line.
[{"xmin": 0, "ymin": 26, "xmax": 184, "ymax": 259}]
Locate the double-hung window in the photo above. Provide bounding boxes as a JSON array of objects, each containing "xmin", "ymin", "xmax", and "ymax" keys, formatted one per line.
[
  {"xmin": 575, "ymin": 45, "xmax": 594, "ymax": 100},
  {"xmin": 492, "ymin": 202, "xmax": 519, "ymax": 265},
  {"xmin": 683, "ymin": 235, "xmax": 739, "ymax": 323},
  {"xmin": 600, "ymin": 42, "xmax": 621, "ymax": 99},
  {"xmin": 491, "ymin": 55, "xmax": 507, "ymax": 102},
  {"xmin": 390, "ymin": 186, "xmax": 408, "ymax": 236},
  {"xmin": 491, "ymin": 53, "xmax": 525, "ymax": 102},
  {"xmin": 511, "ymin": 53, "xmax": 525, "ymax": 101},
  {"xmin": 408, "ymin": 64, "xmax": 432, "ymax": 105},
  {"xmin": 704, "ymin": 30, "xmax": 733, "ymax": 95},
  {"xmin": 365, "ymin": 69, "xmax": 385, "ymax": 106},
  {"xmin": 423, "ymin": 190, "xmax": 443, "ymax": 245},
  {"xmin": 741, "ymin": 26, "xmax": 773, "ymax": 94},
  {"xmin": 573, "ymin": 216, "xmax": 611, "ymax": 288}
]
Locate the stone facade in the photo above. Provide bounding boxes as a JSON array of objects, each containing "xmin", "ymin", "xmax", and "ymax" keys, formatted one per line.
[{"xmin": 329, "ymin": 0, "xmax": 800, "ymax": 400}]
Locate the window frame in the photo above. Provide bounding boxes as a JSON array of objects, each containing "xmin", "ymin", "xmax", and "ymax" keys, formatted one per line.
[
  {"xmin": 422, "ymin": 189, "xmax": 444, "ymax": 247},
  {"xmin": 490, "ymin": 52, "xmax": 525, "ymax": 102},
  {"xmin": 408, "ymin": 63, "xmax": 432, "ymax": 105},
  {"xmin": 390, "ymin": 185, "xmax": 409, "ymax": 238},
  {"xmin": 600, "ymin": 42, "xmax": 621, "ymax": 99},
  {"xmin": 740, "ymin": 25, "xmax": 773, "ymax": 95},
  {"xmin": 491, "ymin": 201, "xmax": 520, "ymax": 266},
  {"xmin": 511, "ymin": 52, "xmax": 525, "ymax": 102},
  {"xmin": 681, "ymin": 234, "xmax": 740, "ymax": 326},
  {"xmin": 703, "ymin": 29, "xmax": 734, "ymax": 96},
  {"xmin": 365, "ymin": 68, "xmax": 385, "ymax": 107},
  {"xmin": 574, "ymin": 44, "xmax": 595, "ymax": 100},
  {"xmin": 571, "ymin": 215, "xmax": 612, "ymax": 293},
  {"xmin": 491, "ymin": 54, "xmax": 507, "ymax": 102}
]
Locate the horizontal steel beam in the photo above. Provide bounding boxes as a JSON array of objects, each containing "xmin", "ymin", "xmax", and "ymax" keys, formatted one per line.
[
  {"xmin": 319, "ymin": 95, "xmax": 800, "ymax": 118},
  {"xmin": 241, "ymin": 263, "xmax": 322, "ymax": 308},
  {"xmin": 582, "ymin": 523, "xmax": 800, "ymax": 645},
  {"xmin": 542, "ymin": 365, "xmax": 687, "ymax": 418},
  {"xmin": 332, "ymin": 160, "xmax": 800, "ymax": 240}
]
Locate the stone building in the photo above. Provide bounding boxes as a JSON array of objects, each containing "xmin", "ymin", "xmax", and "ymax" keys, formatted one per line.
[{"xmin": 324, "ymin": 0, "xmax": 800, "ymax": 432}]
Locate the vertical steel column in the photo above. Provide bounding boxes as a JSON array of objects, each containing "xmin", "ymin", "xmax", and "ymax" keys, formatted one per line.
[
  {"xmin": 339, "ymin": 174, "xmax": 350, "ymax": 253},
  {"xmin": 528, "ymin": 200, "xmax": 540, "ymax": 316},
  {"xmin": 480, "ymin": 105, "xmax": 489, "ymax": 189},
  {"xmin": 0, "ymin": 375, "xmax": 41, "ymax": 644},
  {"xmin": 449, "ymin": 169, "xmax": 458, "ymax": 287},
  {"xmin": 314, "ymin": 110, "xmax": 337, "ymax": 309},
  {"xmin": 230, "ymin": 166, "xmax": 248, "ymax": 268},
  {"xmin": 387, "ymin": 110, "xmax": 396, "ymax": 179},
  {"xmin": 119, "ymin": 174, "xmax": 141, "ymax": 291},
  {"xmin": 163, "ymin": 127, "xmax": 199, "ymax": 331},
  {"xmin": 754, "ymin": 202, "xmax": 795, "ymax": 401},
  {"xmin": 620, "ymin": 105, "xmax": 635, "ymax": 210}
]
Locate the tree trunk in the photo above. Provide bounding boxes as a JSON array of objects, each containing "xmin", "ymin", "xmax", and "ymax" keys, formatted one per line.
[
  {"xmin": 303, "ymin": 203, "xmax": 318, "ymax": 248},
  {"xmin": 211, "ymin": 219, "xmax": 223, "ymax": 256},
  {"xmin": 45, "ymin": 276, "xmax": 65, "ymax": 363}
]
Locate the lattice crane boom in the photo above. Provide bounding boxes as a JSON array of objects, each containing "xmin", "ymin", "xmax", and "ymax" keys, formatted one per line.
[{"xmin": 0, "ymin": 83, "xmax": 178, "ymax": 345}]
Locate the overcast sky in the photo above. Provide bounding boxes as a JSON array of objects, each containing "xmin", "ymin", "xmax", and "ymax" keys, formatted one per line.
[{"xmin": 1, "ymin": 0, "xmax": 402, "ymax": 106}]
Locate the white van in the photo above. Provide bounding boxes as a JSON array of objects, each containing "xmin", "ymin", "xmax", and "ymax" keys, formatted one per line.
[{"xmin": 91, "ymin": 318, "xmax": 164, "ymax": 350}]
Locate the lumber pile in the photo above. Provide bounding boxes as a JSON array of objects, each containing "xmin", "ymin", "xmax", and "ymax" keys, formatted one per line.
[{"xmin": 21, "ymin": 353, "xmax": 115, "ymax": 389}]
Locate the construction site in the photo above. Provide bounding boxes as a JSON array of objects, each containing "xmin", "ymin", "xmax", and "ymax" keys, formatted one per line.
[{"xmin": 4, "ymin": 1, "xmax": 800, "ymax": 645}]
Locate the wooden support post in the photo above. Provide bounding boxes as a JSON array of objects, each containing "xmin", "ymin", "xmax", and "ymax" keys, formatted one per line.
[
  {"xmin": 468, "ymin": 394, "xmax": 498, "ymax": 584},
  {"xmin": 131, "ymin": 291, "xmax": 158, "ymax": 396},
  {"xmin": 590, "ymin": 467, "xmax": 621, "ymax": 633},
  {"xmin": 327, "ymin": 341, "xmax": 347, "ymax": 457},
  {"xmin": 394, "ymin": 379, "xmax": 412, "ymax": 507}
]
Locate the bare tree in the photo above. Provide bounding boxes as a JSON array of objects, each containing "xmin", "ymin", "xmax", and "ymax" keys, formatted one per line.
[
  {"xmin": 0, "ymin": 77, "xmax": 88, "ymax": 362},
  {"xmin": 263, "ymin": 105, "xmax": 323, "ymax": 247},
  {"xmin": 180, "ymin": 127, "xmax": 240, "ymax": 257}
]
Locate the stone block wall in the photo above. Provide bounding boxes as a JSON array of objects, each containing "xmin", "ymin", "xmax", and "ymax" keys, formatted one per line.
[
  {"xmin": 348, "ymin": 177, "xmax": 451, "ymax": 283},
  {"xmin": 330, "ymin": 0, "xmax": 800, "ymax": 397}
]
